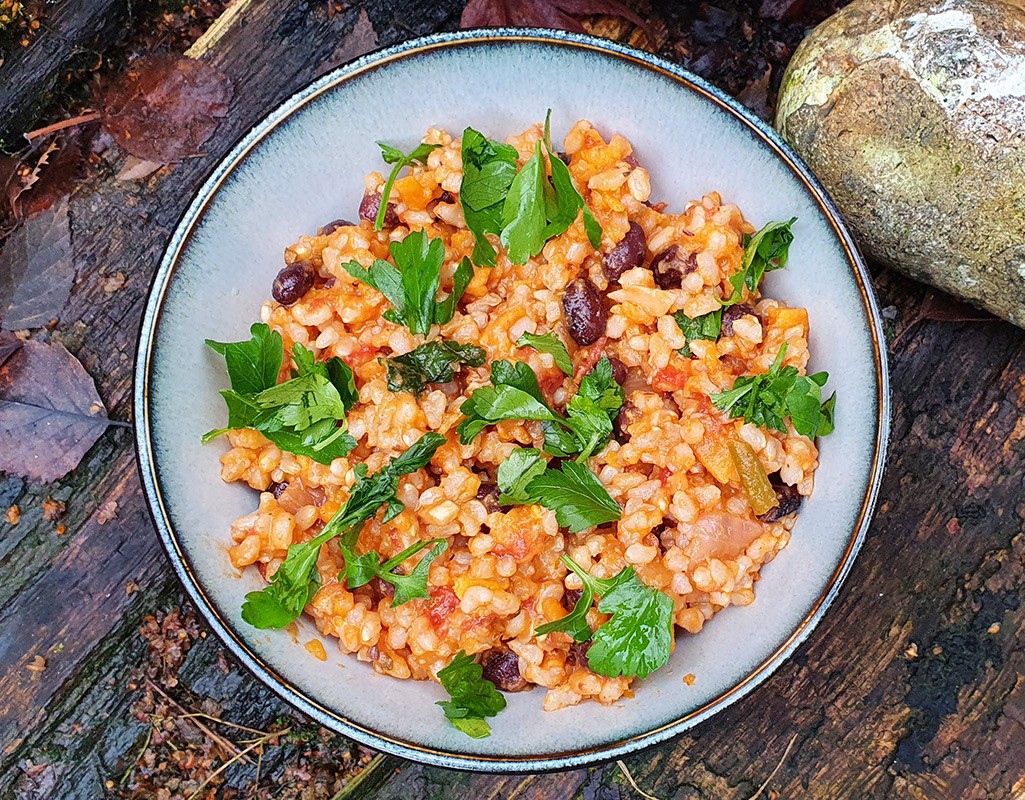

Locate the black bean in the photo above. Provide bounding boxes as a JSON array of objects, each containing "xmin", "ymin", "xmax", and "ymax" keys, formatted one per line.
[
  {"xmin": 438, "ymin": 190, "xmax": 455, "ymax": 204},
  {"xmin": 568, "ymin": 640, "xmax": 591, "ymax": 670},
  {"xmin": 606, "ymin": 356, "xmax": 628, "ymax": 386},
  {"xmin": 480, "ymin": 649, "xmax": 528, "ymax": 692},
  {"xmin": 562, "ymin": 277, "xmax": 607, "ymax": 346},
  {"xmin": 556, "ymin": 151, "xmax": 571, "ymax": 165},
  {"xmin": 272, "ymin": 262, "xmax": 315, "ymax": 305},
  {"xmin": 758, "ymin": 482, "xmax": 803, "ymax": 522},
  {"xmin": 612, "ymin": 403, "xmax": 632, "ymax": 442},
  {"xmin": 318, "ymin": 218, "xmax": 354, "ymax": 236},
  {"xmin": 602, "ymin": 222, "xmax": 647, "ymax": 283},
  {"xmin": 268, "ymin": 480, "xmax": 288, "ymax": 499},
  {"xmin": 476, "ymin": 481, "xmax": 501, "ymax": 514},
  {"xmin": 359, "ymin": 191, "xmax": 399, "ymax": 227},
  {"xmin": 650, "ymin": 245, "xmax": 698, "ymax": 289},
  {"xmin": 564, "ymin": 588, "xmax": 583, "ymax": 609},
  {"xmin": 720, "ymin": 303, "xmax": 756, "ymax": 337},
  {"xmin": 624, "ymin": 153, "xmax": 640, "ymax": 168}
]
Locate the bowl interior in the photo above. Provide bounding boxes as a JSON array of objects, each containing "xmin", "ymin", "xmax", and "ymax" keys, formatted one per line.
[{"xmin": 138, "ymin": 31, "xmax": 885, "ymax": 770}]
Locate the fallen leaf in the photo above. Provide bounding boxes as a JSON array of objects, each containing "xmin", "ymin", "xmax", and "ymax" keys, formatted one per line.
[
  {"xmin": 102, "ymin": 54, "xmax": 233, "ymax": 164},
  {"xmin": 0, "ymin": 197, "xmax": 75, "ymax": 331},
  {"xmin": 891, "ymin": 290, "xmax": 997, "ymax": 348},
  {"xmin": 0, "ymin": 332, "xmax": 21, "ymax": 365},
  {"xmin": 19, "ymin": 133, "xmax": 86, "ymax": 217},
  {"xmin": 321, "ymin": 8, "xmax": 378, "ymax": 74},
  {"xmin": 0, "ymin": 340, "xmax": 114, "ymax": 483},
  {"xmin": 461, "ymin": 0, "xmax": 653, "ymax": 39},
  {"xmin": 737, "ymin": 66, "xmax": 772, "ymax": 121},
  {"xmin": 102, "ymin": 272, "xmax": 127, "ymax": 293},
  {"xmin": 7, "ymin": 140, "xmax": 57, "ymax": 215},
  {"xmin": 115, "ymin": 155, "xmax": 163, "ymax": 182},
  {"xmin": 759, "ymin": 0, "xmax": 805, "ymax": 21}
]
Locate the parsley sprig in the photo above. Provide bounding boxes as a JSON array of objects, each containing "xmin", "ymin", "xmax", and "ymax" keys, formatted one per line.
[
  {"xmin": 437, "ymin": 650, "xmax": 508, "ymax": 738},
  {"xmin": 382, "ymin": 339, "xmax": 486, "ymax": 395},
  {"xmin": 203, "ymin": 324, "xmax": 358, "ymax": 464},
  {"xmin": 711, "ymin": 343, "xmax": 835, "ymax": 438},
  {"xmin": 374, "ymin": 142, "xmax": 440, "ymax": 230},
  {"xmin": 343, "ymin": 230, "xmax": 473, "ymax": 336},
  {"xmin": 240, "ymin": 432, "xmax": 446, "ymax": 629},
  {"xmin": 458, "ymin": 357, "xmax": 623, "ymax": 462},
  {"xmin": 338, "ymin": 537, "xmax": 448, "ymax": 606},
  {"xmin": 459, "ymin": 113, "xmax": 601, "ymax": 268},
  {"xmin": 535, "ymin": 555, "xmax": 675, "ymax": 679}
]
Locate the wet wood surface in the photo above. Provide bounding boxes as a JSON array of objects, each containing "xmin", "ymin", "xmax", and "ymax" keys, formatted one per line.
[{"xmin": 1, "ymin": 1, "xmax": 1024, "ymax": 798}]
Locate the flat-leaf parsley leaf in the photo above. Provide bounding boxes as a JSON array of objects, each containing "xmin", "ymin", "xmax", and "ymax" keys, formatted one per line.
[
  {"xmin": 342, "ymin": 232, "xmax": 472, "ymax": 336},
  {"xmin": 536, "ymin": 555, "xmax": 674, "ymax": 680},
  {"xmin": 711, "ymin": 343, "xmax": 835, "ymax": 439},
  {"xmin": 516, "ymin": 331, "xmax": 572, "ymax": 376},
  {"xmin": 204, "ymin": 324, "xmax": 358, "ymax": 464},
  {"xmin": 382, "ymin": 339, "xmax": 486, "ymax": 395},
  {"xmin": 437, "ymin": 650, "xmax": 507, "ymax": 738}
]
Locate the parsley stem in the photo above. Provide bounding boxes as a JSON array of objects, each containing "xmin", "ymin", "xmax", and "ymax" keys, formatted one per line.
[{"xmin": 375, "ymin": 160, "xmax": 405, "ymax": 231}]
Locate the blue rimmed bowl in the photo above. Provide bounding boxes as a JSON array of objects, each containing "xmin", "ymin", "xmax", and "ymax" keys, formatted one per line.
[{"xmin": 134, "ymin": 28, "xmax": 889, "ymax": 771}]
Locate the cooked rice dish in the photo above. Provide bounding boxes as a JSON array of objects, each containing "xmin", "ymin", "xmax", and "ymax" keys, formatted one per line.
[{"xmin": 210, "ymin": 119, "xmax": 828, "ymax": 722}]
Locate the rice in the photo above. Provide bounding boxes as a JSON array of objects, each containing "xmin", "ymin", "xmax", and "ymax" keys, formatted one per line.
[{"xmin": 218, "ymin": 120, "xmax": 819, "ymax": 711}]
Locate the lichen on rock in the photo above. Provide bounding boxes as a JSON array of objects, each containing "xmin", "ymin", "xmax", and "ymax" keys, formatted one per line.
[{"xmin": 776, "ymin": 0, "xmax": 1025, "ymax": 328}]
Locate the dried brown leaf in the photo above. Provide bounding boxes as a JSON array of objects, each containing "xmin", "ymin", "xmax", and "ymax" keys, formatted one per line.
[
  {"xmin": 0, "ymin": 332, "xmax": 21, "ymax": 366},
  {"xmin": 19, "ymin": 134, "xmax": 85, "ymax": 216},
  {"xmin": 0, "ymin": 340, "xmax": 113, "ymax": 483},
  {"xmin": 102, "ymin": 55, "xmax": 233, "ymax": 164},
  {"xmin": 759, "ymin": 0, "xmax": 805, "ymax": 21},
  {"xmin": 0, "ymin": 197, "xmax": 74, "ymax": 331},
  {"xmin": 461, "ymin": 0, "xmax": 652, "ymax": 38},
  {"xmin": 737, "ymin": 66, "xmax": 772, "ymax": 121},
  {"xmin": 918, "ymin": 292, "xmax": 995, "ymax": 324},
  {"xmin": 321, "ymin": 8, "xmax": 378, "ymax": 74},
  {"xmin": 892, "ymin": 290, "xmax": 997, "ymax": 348},
  {"xmin": 116, "ymin": 156, "xmax": 163, "ymax": 182}
]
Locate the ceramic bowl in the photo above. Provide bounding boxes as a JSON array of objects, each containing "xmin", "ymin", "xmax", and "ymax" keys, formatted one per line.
[{"xmin": 135, "ymin": 29, "xmax": 889, "ymax": 771}]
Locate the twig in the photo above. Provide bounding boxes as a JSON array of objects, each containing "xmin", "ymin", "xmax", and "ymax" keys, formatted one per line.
[
  {"xmin": 119, "ymin": 725, "xmax": 153, "ymax": 787},
  {"xmin": 617, "ymin": 760, "xmax": 662, "ymax": 800},
  {"xmin": 179, "ymin": 712, "xmax": 272, "ymax": 737},
  {"xmin": 144, "ymin": 679, "xmax": 251, "ymax": 765},
  {"xmin": 746, "ymin": 734, "xmax": 799, "ymax": 800},
  {"xmin": 186, "ymin": 0, "xmax": 256, "ymax": 58},
  {"xmin": 330, "ymin": 753, "xmax": 392, "ymax": 800},
  {"xmin": 24, "ymin": 112, "xmax": 101, "ymax": 142},
  {"xmin": 185, "ymin": 727, "xmax": 290, "ymax": 800}
]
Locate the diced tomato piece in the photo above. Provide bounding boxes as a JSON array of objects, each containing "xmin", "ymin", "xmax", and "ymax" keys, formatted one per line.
[
  {"xmin": 342, "ymin": 343, "xmax": 377, "ymax": 367},
  {"xmin": 428, "ymin": 586, "xmax": 459, "ymax": 632},
  {"xmin": 652, "ymin": 365, "xmax": 689, "ymax": 391}
]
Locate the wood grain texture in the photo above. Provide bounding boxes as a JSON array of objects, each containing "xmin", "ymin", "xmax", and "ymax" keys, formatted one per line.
[{"xmin": 0, "ymin": 2, "xmax": 1023, "ymax": 798}]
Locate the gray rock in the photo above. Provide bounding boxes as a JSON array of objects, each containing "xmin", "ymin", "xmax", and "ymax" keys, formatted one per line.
[{"xmin": 776, "ymin": 0, "xmax": 1025, "ymax": 328}]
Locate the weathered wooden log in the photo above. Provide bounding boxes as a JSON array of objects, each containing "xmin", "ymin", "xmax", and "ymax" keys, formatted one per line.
[{"xmin": 0, "ymin": 0, "xmax": 129, "ymax": 142}]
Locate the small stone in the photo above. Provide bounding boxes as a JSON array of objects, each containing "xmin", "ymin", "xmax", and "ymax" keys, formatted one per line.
[{"xmin": 776, "ymin": 0, "xmax": 1025, "ymax": 328}]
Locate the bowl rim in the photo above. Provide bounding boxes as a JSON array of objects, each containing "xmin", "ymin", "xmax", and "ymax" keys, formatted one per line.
[{"xmin": 133, "ymin": 27, "xmax": 891, "ymax": 772}]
